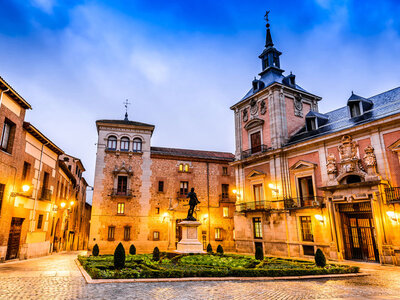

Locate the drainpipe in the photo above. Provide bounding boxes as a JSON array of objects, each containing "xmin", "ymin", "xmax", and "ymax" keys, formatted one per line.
[
  {"xmin": 0, "ymin": 88, "xmax": 9, "ymax": 108},
  {"xmin": 31, "ymin": 142, "xmax": 49, "ymax": 232},
  {"xmin": 207, "ymin": 162, "xmax": 210, "ymax": 244}
]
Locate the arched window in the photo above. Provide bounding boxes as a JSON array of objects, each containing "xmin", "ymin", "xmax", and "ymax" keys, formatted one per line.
[
  {"xmin": 132, "ymin": 138, "xmax": 142, "ymax": 152},
  {"xmin": 184, "ymin": 164, "xmax": 189, "ymax": 172},
  {"xmin": 179, "ymin": 164, "xmax": 184, "ymax": 172},
  {"xmin": 107, "ymin": 136, "xmax": 117, "ymax": 150},
  {"xmin": 120, "ymin": 137, "xmax": 130, "ymax": 152}
]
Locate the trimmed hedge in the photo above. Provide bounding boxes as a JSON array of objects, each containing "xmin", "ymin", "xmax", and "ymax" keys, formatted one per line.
[
  {"xmin": 129, "ymin": 244, "xmax": 136, "ymax": 255},
  {"xmin": 216, "ymin": 245, "xmax": 224, "ymax": 255},
  {"xmin": 315, "ymin": 248, "xmax": 326, "ymax": 267},
  {"xmin": 114, "ymin": 242, "xmax": 126, "ymax": 269},
  {"xmin": 206, "ymin": 243, "xmax": 212, "ymax": 254},
  {"xmin": 153, "ymin": 247, "xmax": 160, "ymax": 261},
  {"xmin": 92, "ymin": 244, "xmax": 99, "ymax": 256},
  {"xmin": 255, "ymin": 246, "xmax": 264, "ymax": 261}
]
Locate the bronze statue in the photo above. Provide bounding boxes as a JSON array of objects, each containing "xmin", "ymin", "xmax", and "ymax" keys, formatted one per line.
[{"xmin": 185, "ymin": 187, "xmax": 200, "ymax": 221}]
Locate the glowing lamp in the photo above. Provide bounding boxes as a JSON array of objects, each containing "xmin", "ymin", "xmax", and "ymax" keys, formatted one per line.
[
  {"xmin": 268, "ymin": 183, "xmax": 279, "ymax": 193},
  {"xmin": 60, "ymin": 202, "xmax": 66, "ymax": 208},
  {"xmin": 22, "ymin": 185, "xmax": 30, "ymax": 192},
  {"xmin": 387, "ymin": 211, "xmax": 397, "ymax": 222},
  {"xmin": 70, "ymin": 201, "xmax": 75, "ymax": 206},
  {"xmin": 315, "ymin": 214, "xmax": 324, "ymax": 223},
  {"xmin": 232, "ymin": 189, "xmax": 237, "ymax": 194}
]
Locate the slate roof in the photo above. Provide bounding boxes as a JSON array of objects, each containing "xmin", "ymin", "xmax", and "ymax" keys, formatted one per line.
[
  {"xmin": 287, "ymin": 86, "xmax": 400, "ymax": 145},
  {"xmin": 96, "ymin": 119, "xmax": 155, "ymax": 128},
  {"xmin": 151, "ymin": 147, "xmax": 234, "ymax": 161}
]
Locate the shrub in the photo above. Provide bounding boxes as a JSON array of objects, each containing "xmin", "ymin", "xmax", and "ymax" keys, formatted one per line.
[
  {"xmin": 315, "ymin": 248, "xmax": 326, "ymax": 267},
  {"xmin": 129, "ymin": 244, "xmax": 136, "ymax": 255},
  {"xmin": 92, "ymin": 244, "xmax": 99, "ymax": 256},
  {"xmin": 153, "ymin": 247, "xmax": 160, "ymax": 261},
  {"xmin": 114, "ymin": 242, "xmax": 126, "ymax": 269},
  {"xmin": 255, "ymin": 246, "xmax": 264, "ymax": 261},
  {"xmin": 216, "ymin": 245, "xmax": 224, "ymax": 255},
  {"xmin": 206, "ymin": 243, "xmax": 212, "ymax": 254}
]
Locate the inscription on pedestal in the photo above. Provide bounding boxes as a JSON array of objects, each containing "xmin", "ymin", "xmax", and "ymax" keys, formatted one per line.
[{"xmin": 187, "ymin": 227, "xmax": 197, "ymax": 239}]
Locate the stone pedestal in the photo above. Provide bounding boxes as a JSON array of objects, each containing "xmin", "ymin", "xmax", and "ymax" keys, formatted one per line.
[{"xmin": 176, "ymin": 220, "xmax": 204, "ymax": 254}]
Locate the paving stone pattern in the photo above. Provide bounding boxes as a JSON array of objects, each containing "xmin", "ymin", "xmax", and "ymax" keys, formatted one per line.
[{"xmin": 0, "ymin": 252, "xmax": 400, "ymax": 300}]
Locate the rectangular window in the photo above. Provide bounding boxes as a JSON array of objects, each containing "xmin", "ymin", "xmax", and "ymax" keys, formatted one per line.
[
  {"xmin": 250, "ymin": 131, "xmax": 261, "ymax": 153},
  {"xmin": 223, "ymin": 207, "xmax": 229, "ymax": 218},
  {"xmin": 155, "ymin": 207, "xmax": 160, "ymax": 214},
  {"xmin": 0, "ymin": 183, "xmax": 5, "ymax": 214},
  {"xmin": 153, "ymin": 231, "xmax": 160, "ymax": 241},
  {"xmin": 222, "ymin": 184, "xmax": 229, "ymax": 198},
  {"xmin": 303, "ymin": 245, "xmax": 315, "ymax": 256},
  {"xmin": 253, "ymin": 217, "xmax": 262, "ymax": 239},
  {"xmin": 41, "ymin": 172, "xmax": 50, "ymax": 200},
  {"xmin": 298, "ymin": 176, "xmax": 314, "ymax": 206},
  {"xmin": 22, "ymin": 162, "xmax": 31, "ymax": 181},
  {"xmin": 37, "ymin": 214, "xmax": 43, "ymax": 229},
  {"xmin": 222, "ymin": 166, "xmax": 228, "ymax": 175},
  {"xmin": 0, "ymin": 119, "xmax": 15, "ymax": 154},
  {"xmin": 300, "ymin": 216, "xmax": 314, "ymax": 242},
  {"xmin": 349, "ymin": 102, "xmax": 361, "ymax": 118},
  {"xmin": 124, "ymin": 226, "xmax": 131, "ymax": 241},
  {"xmin": 215, "ymin": 228, "xmax": 222, "ymax": 240},
  {"xmin": 253, "ymin": 184, "xmax": 263, "ymax": 204},
  {"xmin": 108, "ymin": 226, "xmax": 115, "ymax": 241},
  {"xmin": 117, "ymin": 203, "xmax": 125, "ymax": 214},
  {"xmin": 158, "ymin": 181, "xmax": 164, "ymax": 192},
  {"xmin": 117, "ymin": 176, "xmax": 128, "ymax": 194},
  {"xmin": 180, "ymin": 181, "xmax": 188, "ymax": 195}
]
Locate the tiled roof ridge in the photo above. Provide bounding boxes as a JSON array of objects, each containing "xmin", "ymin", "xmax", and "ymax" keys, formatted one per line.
[{"xmin": 151, "ymin": 146, "xmax": 234, "ymax": 159}]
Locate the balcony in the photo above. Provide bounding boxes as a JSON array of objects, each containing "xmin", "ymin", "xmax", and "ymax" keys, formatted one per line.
[
  {"xmin": 219, "ymin": 194, "xmax": 236, "ymax": 203},
  {"xmin": 110, "ymin": 188, "xmax": 133, "ymax": 198},
  {"xmin": 241, "ymin": 145, "xmax": 270, "ymax": 159},
  {"xmin": 236, "ymin": 197, "xmax": 324, "ymax": 212},
  {"xmin": 385, "ymin": 187, "xmax": 400, "ymax": 203},
  {"xmin": 39, "ymin": 188, "xmax": 52, "ymax": 201},
  {"xmin": 177, "ymin": 191, "xmax": 188, "ymax": 200}
]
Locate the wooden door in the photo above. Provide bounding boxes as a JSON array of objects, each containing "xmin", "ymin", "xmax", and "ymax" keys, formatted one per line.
[
  {"xmin": 6, "ymin": 218, "xmax": 24, "ymax": 260},
  {"xmin": 250, "ymin": 132, "xmax": 261, "ymax": 153}
]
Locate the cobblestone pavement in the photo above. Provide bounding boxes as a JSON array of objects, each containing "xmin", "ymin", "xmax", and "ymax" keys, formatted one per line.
[{"xmin": 1, "ymin": 252, "xmax": 400, "ymax": 300}]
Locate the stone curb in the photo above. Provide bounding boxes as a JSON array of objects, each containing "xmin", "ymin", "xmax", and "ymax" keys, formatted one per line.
[{"xmin": 74, "ymin": 259, "xmax": 369, "ymax": 284}]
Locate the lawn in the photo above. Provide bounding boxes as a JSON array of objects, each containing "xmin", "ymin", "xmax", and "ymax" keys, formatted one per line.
[{"xmin": 78, "ymin": 253, "xmax": 359, "ymax": 279}]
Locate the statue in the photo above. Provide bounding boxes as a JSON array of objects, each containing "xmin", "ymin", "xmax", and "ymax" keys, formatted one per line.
[{"xmin": 185, "ymin": 188, "xmax": 200, "ymax": 221}]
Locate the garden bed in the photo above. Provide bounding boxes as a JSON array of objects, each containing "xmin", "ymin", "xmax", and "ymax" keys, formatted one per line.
[{"xmin": 78, "ymin": 253, "xmax": 359, "ymax": 279}]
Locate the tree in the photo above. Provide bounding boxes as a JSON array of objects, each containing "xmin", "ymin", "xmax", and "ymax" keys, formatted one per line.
[
  {"xmin": 206, "ymin": 243, "xmax": 213, "ymax": 254},
  {"xmin": 114, "ymin": 242, "xmax": 126, "ymax": 270},
  {"xmin": 129, "ymin": 244, "xmax": 136, "ymax": 255},
  {"xmin": 216, "ymin": 245, "xmax": 224, "ymax": 255},
  {"xmin": 315, "ymin": 248, "xmax": 326, "ymax": 267},
  {"xmin": 255, "ymin": 246, "xmax": 264, "ymax": 261},
  {"xmin": 153, "ymin": 246, "xmax": 160, "ymax": 261},
  {"xmin": 92, "ymin": 244, "xmax": 99, "ymax": 256}
]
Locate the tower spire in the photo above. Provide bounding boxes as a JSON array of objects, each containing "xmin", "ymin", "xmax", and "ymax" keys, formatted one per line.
[
  {"xmin": 264, "ymin": 10, "xmax": 273, "ymax": 47},
  {"xmin": 123, "ymin": 99, "xmax": 131, "ymax": 121}
]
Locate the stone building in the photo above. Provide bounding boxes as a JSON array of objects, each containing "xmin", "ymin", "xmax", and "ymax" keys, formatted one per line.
[
  {"xmin": 89, "ymin": 118, "xmax": 235, "ymax": 253},
  {"xmin": 0, "ymin": 76, "xmax": 90, "ymax": 260},
  {"xmin": 231, "ymin": 16, "xmax": 400, "ymax": 264}
]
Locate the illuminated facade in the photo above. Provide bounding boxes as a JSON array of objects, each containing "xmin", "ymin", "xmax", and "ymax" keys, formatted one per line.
[{"xmin": 231, "ymin": 17, "xmax": 400, "ymax": 264}]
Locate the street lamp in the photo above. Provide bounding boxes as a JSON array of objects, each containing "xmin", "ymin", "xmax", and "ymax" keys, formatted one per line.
[
  {"xmin": 22, "ymin": 185, "xmax": 31, "ymax": 192},
  {"xmin": 60, "ymin": 202, "xmax": 66, "ymax": 208}
]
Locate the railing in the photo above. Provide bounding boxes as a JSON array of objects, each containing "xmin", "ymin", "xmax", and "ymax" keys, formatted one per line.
[
  {"xmin": 110, "ymin": 189, "xmax": 133, "ymax": 197},
  {"xmin": 241, "ymin": 145, "xmax": 270, "ymax": 159},
  {"xmin": 177, "ymin": 191, "xmax": 188, "ymax": 199},
  {"xmin": 236, "ymin": 196, "xmax": 324, "ymax": 212},
  {"xmin": 219, "ymin": 194, "xmax": 236, "ymax": 203},
  {"xmin": 385, "ymin": 187, "xmax": 400, "ymax": 203},
  {"xmin": 39, "ymin": 188, "xmax": 52, "ymax": 201}
]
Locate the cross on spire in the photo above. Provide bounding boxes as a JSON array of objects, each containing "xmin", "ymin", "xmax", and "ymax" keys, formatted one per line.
[
  {"xmin": 264, "ymin": 10, "xmax": 270, "ymax": 26},
  {"xmin": 123, "ymin": 99, "xmax": 131, "ymax": 121}
]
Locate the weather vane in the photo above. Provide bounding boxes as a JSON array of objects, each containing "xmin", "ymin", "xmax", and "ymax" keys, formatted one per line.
[
  {"xmin": 123, "ymin": 99, "xmax": 131, "ymax": 121},
  {"xmin": 264, "ymin": 10, "xmax": 270, "ymax": 27}
]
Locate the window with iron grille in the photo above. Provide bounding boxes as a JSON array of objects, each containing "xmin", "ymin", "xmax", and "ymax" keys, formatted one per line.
[
  {"xmin": 222, "ymin": 184, "xmax": 229, "ymax": 198},
  {"xmin": 108, "ymin": 226, "xmax": 115, "ymax": 241},
  {"xmin": 117, "ymin": 176, "xmax": 128, "ymax": 194},
  {"xmin": 180, "ymin": 181, "xmax": 188, "ymax": 195},
  {"xmin": 300, "ymin": 216, "xmax": 314, "ymax": 242},
  {"xmin": 0, "ymin": 184, "xmax": 5, "ymax": 214},
  {"xmin": 253, "ymin": 217, "xmax": 262, "ymax": 239},
  {"xmin": 124, "ymin": 226, "xmax": 131, "ymax": 241},
  {"xmin": 0, "ymin": 118, "xmax": 15, "ymax": 154}
]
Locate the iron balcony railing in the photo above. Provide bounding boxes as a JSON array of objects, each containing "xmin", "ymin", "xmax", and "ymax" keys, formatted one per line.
[
  {"xmin": 39, "ymin": 188, "xmax": 52, "ymax": 201},
  {"xmin": 236, "ymin": 196, "xmax": 324, "ymax": 212},
  {"xmin": 110, "ymin": 188, "xmax": 133, "ymax": 197},
  {"xmin": 219, "ymin": 194, "xmax": 236, "ymax": 203},
  {"xmin": 241, "ymin": 145, "xmax": 270, "ymax": 159},
  {"xmin": 385, "ymin": 187, "xmax": 400, "ymax": 203},
  {"xmin": 177, "ymin": 191, "xmax": 188, "ymax": 199}
]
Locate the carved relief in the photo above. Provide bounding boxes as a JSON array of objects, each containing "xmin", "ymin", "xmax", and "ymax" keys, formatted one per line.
[
  {"xmin": 260, "ymin": 100, "xmax": 267, "ymax": 115},
  {"xmin": 326, "ymin": 154, "xmax": 337, "ymax": 174},
  {"xmin": 250, "ymin": 99, "xmax": 258, "ymax": 115},
  {"xmin": 242, "ymin": 108, "xmax": 248, "ymax": 122},
  {"xmin": 338, "ymin": 135, "xmax": 358, "ymax": 161},
  {"xmin": 363, "ymin": 145, "xmax": 380, "ymax": 180},
  {"xmin": 294, "ymin": 95, "xmax": 303, "ymax": 117}
]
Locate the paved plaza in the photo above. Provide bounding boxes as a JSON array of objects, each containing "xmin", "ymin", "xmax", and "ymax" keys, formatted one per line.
[{"xmin": 0, "ymin": 252, "xmax": 400, "ymax": 300}]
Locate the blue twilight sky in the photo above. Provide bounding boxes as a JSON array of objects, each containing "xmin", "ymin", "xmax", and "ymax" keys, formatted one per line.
[{"xmin": 0, "ymin": 0, "xmax": 399, "ymax": 196}]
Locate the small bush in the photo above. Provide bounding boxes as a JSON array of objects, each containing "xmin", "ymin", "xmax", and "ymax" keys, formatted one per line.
[
  {"xmin": 153, "ymin": 247, "xmax": 160, "ymax": 261},
  {"xmin": 255, "ymin": 246, "xmax": 264, "ymax": 261},
  {"xmin": 206, "ymin": 243, "xmax": 212, "ymax": 254},
  {"xmin": 129, "ymin": 244, "xmax": 136, "ymax": 255},
  {"xmin": 216, "ymin": 245, "xmax": 224, "ymax": 255},
  {"xmin": 92, "ymin": 244, "xmax": 99, "ymax": 256},
  {"xmin": 114, "ymin": 242, "xmax": 126, "ymax": 269},
  {"xmin": 315, "ymin": 248, "xmax": 326, "ymax": 267}
]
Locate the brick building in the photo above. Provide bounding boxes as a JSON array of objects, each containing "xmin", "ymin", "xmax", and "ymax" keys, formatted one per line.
[
  {"xmin": 0, "ymin": 76, "xmax": 91, "ymax": 260},
  {"xmin": 230, "ymin": 16, "xmax": 400, "ymax": 264},
  {"xmin": 89, "ymin": 118, "xmax": 235, "ymax": 253}
]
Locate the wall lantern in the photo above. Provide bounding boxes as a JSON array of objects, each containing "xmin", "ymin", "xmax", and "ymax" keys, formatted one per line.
[
  {"xmin": 22, "ymin": 185, "xmax": 31, "ymax": 192},
  {"xmin": 60, "ymin": 202, "xmax": 66, "ymax": 208},
  {"xmin": 70, "ymin": 201, "xmax": 75, "ymax": 206},
  {"xmin": 387, "ymin": 211, "xmax": 398, "ymax": 222},
  {"xmin": 202, "ymin": 214, "xmax": 209, "ymax": 222},
  {"xmin": 162, "ymin": 212, "xmax": 169, "ymax": 222},
  {"xmin": 315, "ymin": 214, "xmax": 324, "ymax": 223},
  {"xmin": 268, "ymin": 183, "xmax": 279, "ymax": 194}
]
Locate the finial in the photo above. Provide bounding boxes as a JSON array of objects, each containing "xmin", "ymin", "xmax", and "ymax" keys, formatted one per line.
[
  {"xmin": 123, "ymin": 99, "xmax": 131, "ymax": 121},
  {"xmin": 264, "ymin": 10, "xmax": 270, "ymax": 27}
]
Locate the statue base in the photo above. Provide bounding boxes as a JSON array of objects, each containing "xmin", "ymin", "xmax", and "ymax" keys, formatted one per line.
[{"xmin": 176, "ymin": 220, "xmax": 204, "ymax": 254}]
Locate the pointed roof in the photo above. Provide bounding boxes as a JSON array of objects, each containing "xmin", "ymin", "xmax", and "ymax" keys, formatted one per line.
[
  {"xmin": 347, "ymin": 92, "xmax": 373, "ymax": 105},
  {"xmin": 265, "ymin": 26, "xmax": 273, "ymax": 47}
]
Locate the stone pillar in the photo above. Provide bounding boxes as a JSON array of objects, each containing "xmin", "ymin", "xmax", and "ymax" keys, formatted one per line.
[{"xmin": 176, "ymin": 220, "xmax": 204, "ymax": 253}]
